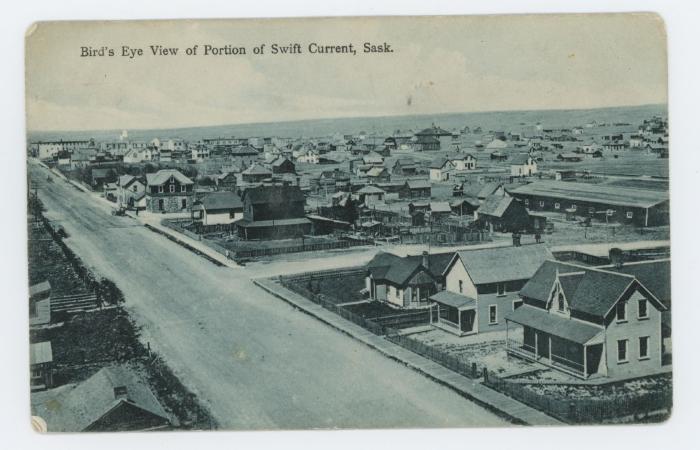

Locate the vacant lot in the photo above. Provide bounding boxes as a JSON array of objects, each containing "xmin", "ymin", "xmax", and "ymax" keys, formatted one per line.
[{"xmin": 28, "ymin": 222, "xmax": 89, "ymax": 296}]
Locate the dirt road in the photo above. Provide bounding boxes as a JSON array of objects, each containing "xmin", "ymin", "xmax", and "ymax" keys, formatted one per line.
[{"xmin": 30, "ymin": 161, "xmax": 508, "ymax": 429}]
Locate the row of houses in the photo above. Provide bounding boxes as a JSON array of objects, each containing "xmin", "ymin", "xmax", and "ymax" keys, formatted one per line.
[{"xmin": 364, "ymin": 244, "xmax": 670, "ymax": 379}]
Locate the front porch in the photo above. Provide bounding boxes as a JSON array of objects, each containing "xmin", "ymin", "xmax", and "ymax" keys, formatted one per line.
[
  {"xmin": 429, "ymin": 291, "xmax": 477, "ymax": 337},
  {"xmin": 505, "ymin": 305, "xmax": 606, "ymax": 379}
]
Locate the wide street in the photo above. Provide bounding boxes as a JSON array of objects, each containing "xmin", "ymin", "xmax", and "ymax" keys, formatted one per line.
[{"xmin": 29, "ymin": 160, "xmax": 508, "ymax": 429}]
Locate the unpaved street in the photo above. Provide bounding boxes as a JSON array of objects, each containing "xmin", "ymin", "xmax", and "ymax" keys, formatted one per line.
[{"xmin": 30, "ymin": 161, "xmax": 508, "ymax": 429}]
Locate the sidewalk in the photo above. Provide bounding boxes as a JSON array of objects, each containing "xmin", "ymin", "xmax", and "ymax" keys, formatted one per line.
[{"xmin": 254, "ymin": 277, "xmax": 563, "ymax": 426}]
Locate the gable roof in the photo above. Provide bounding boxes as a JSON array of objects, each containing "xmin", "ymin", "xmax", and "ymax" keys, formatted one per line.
[
  {"xmin": 145, "ymin": 169, "xmax": 194, "ymax": 186},
  {"xmin": 430, "ymin": 201, "xmax": 452, "ymax": 213},
  {"xmin": 520, "ymin": 260, "xmax": 667, "ymax": 318},
  {"xmin": 453, "ymin": 244, "xmax": 553, "ymax": 285},
  {"xmin": 510, "ymin": 181, "xmax": 669, "ymax": 209},
  {"xmin": 242, "ymin": 185, "xmax": 305, "ymax": 204},
  {"xmin": 31, "ymin": 365, "xmax": 169, "ymax": 432},
  {"xmin": 242, "ymin": 163, "xmax": 273, "ymax": 176},
  {"xmin": 198, "ymin": 191, "xmax": 243, "ymax": 211},
  {"xmin": 607, "ymin": 259, "xmax": 671, "ymax": 308},
  {"xmin": 406, "ymin": 179, "xmax": 431, "ymax": 189},
  {"xmin": 366, "ymin": 251, "xmax": 455, "ymax": 285},
  {"xmin": 429, "ymin": 157, "xmax": 451, "ymax": 170},
  {"xmin": 463, "ymin": 182, "xmax": 502, "ymax": 199},
  {"xmin": 478, "ymin": 195, "xmax": 516, "ymax": 218},
  {"xmin": 230, "ymin": 145, "xmax": 260, "ymax": 156},
  {"xmin": 511, "ymin": 153, "xmax": 533, "ymax": 165}
]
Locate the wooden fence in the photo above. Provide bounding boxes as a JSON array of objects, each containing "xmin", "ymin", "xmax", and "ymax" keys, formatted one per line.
[
  {"xmin": 483, "ymin": 370, "xmax": 672, "ymax": 423},
  {"xmin": 385, "ymin": 330, "xmax": 481, "ymax": 379}
]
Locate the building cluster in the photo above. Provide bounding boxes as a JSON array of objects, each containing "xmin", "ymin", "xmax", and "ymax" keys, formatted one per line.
[{"xmin": 364, "ymin": 244, "xmax": 670, "ymax": 380}]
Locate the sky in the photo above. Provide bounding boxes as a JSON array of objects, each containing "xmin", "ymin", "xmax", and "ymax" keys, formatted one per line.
[{"xmin": 25, "ymin": 14, "xmax": 668, "ymax": 132}]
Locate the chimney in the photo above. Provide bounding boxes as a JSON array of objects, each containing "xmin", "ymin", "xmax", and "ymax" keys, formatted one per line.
[
  {"xmin": 609, "ymin": 247, "xmax": 624, "ymax": 268},
  {"xmin": 113, "ymin": 386, "xmax": 128, "ymax": 400},
  {"xmin": 422, "ymin": 251, "xmax": 429, "ymax": 269}
]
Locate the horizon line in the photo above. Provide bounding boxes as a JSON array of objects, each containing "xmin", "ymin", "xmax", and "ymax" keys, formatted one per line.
[{"xmin": 27, "ymin": 102, "xmax": 668, "ymax": 136}]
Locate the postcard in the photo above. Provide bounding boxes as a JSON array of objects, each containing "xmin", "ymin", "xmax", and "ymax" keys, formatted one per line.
[{"xmin": 25, "ymin": 14, "xmax": 670, "ymax": 432}]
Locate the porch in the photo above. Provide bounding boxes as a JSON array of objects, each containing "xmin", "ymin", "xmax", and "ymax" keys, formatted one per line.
[
  {"xmin": 505, "ymin": 305, "xmax": 605, "ymax": 379},
  {"xmin": 429, "ymin": 291, "xmax": 477, "ymax": 337}
]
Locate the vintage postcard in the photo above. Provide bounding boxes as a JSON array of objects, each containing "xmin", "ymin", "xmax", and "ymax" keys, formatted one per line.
[{"xmin": 25, "ymin": 14, "xmax": 670, "ymax": 432}]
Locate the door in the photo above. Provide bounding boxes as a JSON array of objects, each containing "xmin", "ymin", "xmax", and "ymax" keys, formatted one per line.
[{"xmin": 158, "ymin": 199, "xmax": 164, "ymax": 211}]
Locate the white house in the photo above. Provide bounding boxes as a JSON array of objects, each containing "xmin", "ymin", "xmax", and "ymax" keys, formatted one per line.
[
  {"xmin": 450, "ymin": 153, "xmax": 477, "ymax": 171},
  {"xmin": 510, "ymin": 154, "xmax": 538, "ymax": 177},
  {"xmin": 191, "ymin": 191, "xmax": 244, "ymax": 228},
  {"xmin": 429, "ymin": 158, "xmax": 455, "ymax": 182}
]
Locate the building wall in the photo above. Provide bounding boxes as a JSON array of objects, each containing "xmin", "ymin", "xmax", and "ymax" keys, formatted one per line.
[
  {"xmin": 204, "ymin": 210, "xmax": 243, "ymax": 225},
  {"xmin": 603, "ymin": 286, "xmax": 663, "ymax": 378},
  {"xmin": 445, "ymin": 258, "xmax": 478, "ymax": 299},
  {"xmin": 146, "ymin": 194, "xmax": 193, "ymax": 213}
]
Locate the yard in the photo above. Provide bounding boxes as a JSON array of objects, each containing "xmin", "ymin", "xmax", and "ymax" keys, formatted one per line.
[{"xmin": 409, "ymin": 328, "xmax": 538, "ymax": 375}]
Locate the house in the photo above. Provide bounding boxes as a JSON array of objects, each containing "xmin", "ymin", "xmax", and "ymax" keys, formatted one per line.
[
  {"xmin": 241, "ymin": 163, "xmax": 273, "ymax": 183},
  {"xmin": 510, "ymin": 154, "xmax": 538, "ymax": 177},
  {"xmin": 475, "ymin": 195, "xmax": 531, "ymax": 232},
  {"xmin": 230, "ymin": 145, "xmax": 261, "ymax": 167},
  {"xmin": 450, "ymin": 153, "xmax": 477, "ymax": 171},
  {"xmin": 116, "ymin": 175, "xmax": 146, "ymax": 209},
  {"xmin": 270, "ymin": 157, "xmax": 296, "ymax": 174},
  {"xmin": 451, "ymin": 198, "xmax": 481, "ymax": 216},
  {"xmin": 29, "ymin": 280, "xmax": 52, "ymax": 328},
  {"xmin": 509, "ymin": 181, "xmax": 670, "ymax": 226},
  {"xmin": 399, "ymin": 179, "xmax": 432, "ymax": 199},
  {"xmin": 429, "ymin": 201, "xmax": 453, "ymax": 222},
  {"xmin": 90, "ymin": 168, "xmax": 116, "ymax": 191},
  {"xmin": 490, "ymin": 151, "xmax": 508, "ymax": 161},
  {"xmin": 392, "ymin": 158, "xmax": 419, "ymax": 176},
  {"xmin": 215, "ymin": 171, "xmax": 238, "ymax": 191},
  {"xmin": 144, "ymin": 169, "xmax": 195, "ymax": 213},
  {"xmin": 357, "ymin": 185, "xmax": 386, "ymax": 206},
  {"xmin": 431, "ymin": 244, "xmax": 553, "ymax": 336},
  {"xmin": 603, "ymin": 141, "xmax": 628, "ymax": 152},
  {"xmin": 31, "ymin": 365, "xmax": 172, "ymax": 431},
  {"xmin": 236, "ymin": 185, "xmax": 311, "ymax": 240},
  {"xmin": 30, "ymin": 341, "xmax": 54, "ymax": 391},
  {"xmin": 429, "ymin": 158, "xmax": 454, "ymax": 182},
  {"xmin": 364, "ymin": 167, "xmax": 391, "ymax": 182},
  {"xmin": 414, "ymin": 125, "xmax": 454, "ymax": 151},
  {"xmin": 192, "ymin": 191, "xmax": 244, "ymax": 230},
  {"xmin": 557, "ymin": 153, "xmax": 584, "ymax": 162},
  {"xmin": 486, "ymin": 139, "xmax": 508, "ymax": 150},
  {"xmin": 365, "ymin": 251, "xmax": 455, "ymax": 309},
  {"xmin": 462, "ymin": 182, "xmax": 504, "ymax": 204},
  {"xmin": 296, "ymin": 149, "xmax": 320, "ymax": 164},
  {"xmin": 505, "ymin": 260, "xmax": 667, "ymax": 379},
  {"xmin": 318, "ymin": 169, "xmax": 351, "ymax": 193}
]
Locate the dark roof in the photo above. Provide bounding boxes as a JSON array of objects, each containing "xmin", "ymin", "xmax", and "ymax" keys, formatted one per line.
[
  {"xmin": 242, "ymin": 163, "xmax": 272, "ymax": 176},
  {"xmin": 506, "ymin": 305, "xmax": 603, "ymax": 344},
  {"xmin": 406, "ymin": 180, "xmax": 431, "ymax": 189},
  {"xmin": 454, "ymin": 244, "xmax": 553, "ymax": 284},
  {"xmin": 198, "ymin": 192, "xmax": 243, "ymax": 211},
  {"xmin": 230, "ymin": 145, "xmax": 260, "ymax": 155},
  {"xmin": 607, "ymin": 259, "xmax": 671, "ymax": 308},
  {"xmin": 416, "ymin": 126, "xmax": 453, "ymax": 137},
  {"xmin": 463, "ymin": 182, "xmax": 502, "ymax": 199},
  {"xmin": 520, "ymin": 260, "xmax": 666, "ymax": 318},
  {"xmin": 429, "ymin": 157, "xmax": 450, "ymax": 169},
  {"xmin": 366, "ymin": 251, "xmax": 454, "ymax": 286},
  {"xmin": 31, "ymin": 365, "xmax": 170, "ymax": 432},
  {"xmin": 415, "ymin": 135, "xmax": 441, "ymax": 145},
  {"xmin": 242, "ymin": 185, "xmax": 305, "ymax": 204}
]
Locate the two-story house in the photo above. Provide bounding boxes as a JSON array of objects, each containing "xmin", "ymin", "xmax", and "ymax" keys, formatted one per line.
[
  {"xmin": 116, "ymin": 175, "xmax": 146, "ymax": 209},
  {"xmin": 510, "ymin": 153, "xmax": 538, "ymax": 177},
  {"xmin": 236, "ymin": 184, "xmax": 311, "ymax": 240},
  {"xmin": 430, "ymin": 244, "xmax": 552, "ymax": 336},
  {"xmin": 144, "ymin": 169, "xmax": 194, "ymax": 213},
  {"xmin": 505, "ymin": 260, "xmax": 667, "ymax": 379},
  {"xmin": 365, "ymin": 251, "xmax": 455, "ymax": 309},
  {"xmin": 191, "ymin": 191, "xmax": 244, "ymax": 231}
]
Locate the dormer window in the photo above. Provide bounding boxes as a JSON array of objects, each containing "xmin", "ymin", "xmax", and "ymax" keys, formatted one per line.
[{"xmin": 113, "ymin": 386, "xmax": 128, "ymax": 399}]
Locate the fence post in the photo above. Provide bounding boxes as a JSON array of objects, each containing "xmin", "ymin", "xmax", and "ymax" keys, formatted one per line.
[
  {"xmin": 472, "ymin": 362, "xmax": 477, "ymax": 378},
  {"xmin": 483, "ymin": 368, "xmax": 488, "ymax": 382}
]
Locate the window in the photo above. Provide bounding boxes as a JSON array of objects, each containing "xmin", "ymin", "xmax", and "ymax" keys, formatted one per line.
[
  {"xmin": 638, "ymin": 336, "xmax": 650, "ymax": 359},
  {"xmin": 589, "ymin": 206, "xmax": 595, "ymax": 214},
  {"xmin": 554, "ymin": 202, "xmax": 560, "ymax": 210},
  {"xmin": 524, "ymin": 199, "xmax": 529, "ymax": 206},
  {"xmin": 132, "ymin": 185, "xmax": 137, "ymax": 192},
  {"xmin": 539, "ymin": 201, "xmax": 545, "ymax": 208},
  {"xmin": 496, "ymin": 283, "xmax": 506, "ymax": 296},
  {"xmin": 557, "ymin": 293, "xmax": 565, "ymax": 312},
  {"xmin": 513, "ymin": 299, "xmax": 523, "ymax": 311},
  {"xmin": 606, "ymin": 209, "xmax": 614, "ymax": 216},
  {"xmin": 626, "ymin": 211, "xmax": 634, "ymax": 219},
  {"xmin": 113, "ymin": 386, "xmax": 128, "ymax": 398},
  {"xmin": 617, "ymin": 339, "xmax": 628, "ymax": 363},
  {"xmin": 638, "ymin": 299, "xmax": 649, "ymax": 319},
  {"xmin": 570, "ymin": 204, "xmax": 577, "ymax": 212},
  {"xmin": 181, "ymin": 185, "xmax": 186, "ymax": 192},
  {"xmin": 458, "ymin": 280, "xmax": 464, "ymax": 294},
  {"xmin": 158, "ymin": 185, "xmax": 164, "ymax": 193},
  {"xmin": 616, "ymin": 302, "xmax": 627, "ymax": 322},
  {"xmin": 181, "ymin": 199, "xmax": 187, "ymax": 209},
  {"xmin": 170, "ymin": 184, "xmax": 175, "ymax": 193},
  {"xmin": 489, "ymin": 305, "xmax": 498, "ymax": 324}
]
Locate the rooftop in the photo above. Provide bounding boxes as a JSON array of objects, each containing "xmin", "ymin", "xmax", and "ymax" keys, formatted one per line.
[{"xmin": 454, "ymin": 244, "xmax": 553, "ymax": 285}]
